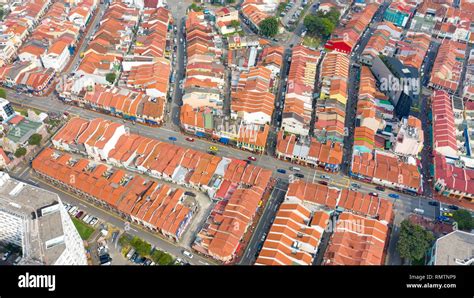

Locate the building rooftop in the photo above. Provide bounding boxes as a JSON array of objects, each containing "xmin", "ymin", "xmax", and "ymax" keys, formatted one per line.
[{"xmin": 434, "ymin": 230, "xmax": 474, "ymax": 265}]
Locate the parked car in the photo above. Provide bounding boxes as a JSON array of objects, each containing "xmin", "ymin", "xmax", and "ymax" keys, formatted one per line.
[
  {"xmin": 75, "ymin": 211, "xmax": 84, "ymax": 219},
  {"xmin": 290, "ymin": 166, "xmax": 301, "ymax": 172},
  {"xmin": 2, "ymin": 251, "xmax": 11, "ymax": 261},
  {"xmin": 277, "ymin": 169, "xmax": 287, "ymax": 174},
  {"xmin": 183, "ymin": 250, "xmax": 194, "ymax": 259},
  {"xmin": 320, "ymin": 175, "xmax": 330, "ymax": 180},
  {"xmin": 71, "ymin": 209, "xmax": 80, "ymax": 217},
  {"xmin": 209, "ymin": 146, "xmax": 218, "ymax": 152},
  {"xmin": 89, "ymin": 217, "xmax": 99, "ymax": 226},
  {"xmin": 448, "ymin": 205, "xmax": 459, "ymax": 211},
  {"xmin": 375, "ymin": 186, "xmax": 386, "ymax": 192},
  {"xmin": 68, "ymin": 206, "xmax": 78, "ymax": 215},
  {"xmin": 442, "ymin": 212, "xmax": 453, "ymax": 217},
  {"xmin": 388, "ymin": 193, "xmax": 399, "ymax": 199},
  {"xmin": 130, "ymin": 252, "xmax": 139, "ymax": 262},
  {"xmin": 319, "ymin": 180, "xmax": 328, "ymax": 186},
  {"xmin": 428, "ymin": 201, "xmax": 439, "ymax": 206},
  {"xmin": 82, "ymin": 214, "xmax": 91, "ymax": 223},
  {"xmin": 111, "ymin": 231, "xmax": 119, "ymax": 244},
  {"xmin": 185, "ymin": 137, "xmax": 195, "ymax": 142},
  {"xmin": 437, "ymin": 216, "xmax": 450, "ymax": 222},
  {"xmin": 126, "ymin": 248, "xmax": 136, "ymax": 260},
  {"xmin": 440, "ymin": 207, "xmax": 449, "ymax": 212},
  {"xmin": 294, "ymin": 173, "xmax": 304, "ymax": 178},
  {"xmin": 369, "ymin": 192, "xmax": 378, "ymax": 197},
  {"xmin": 248, "ymin": 156, "xmax": 257, "ymax": 161},
  {"xmin": 13, "ymin": 256, "xmax": 22, "ymax": 265}
]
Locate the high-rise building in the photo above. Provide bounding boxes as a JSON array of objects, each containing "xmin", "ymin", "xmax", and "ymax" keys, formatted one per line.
[{"xmin": 0, "ymin": 172, "xmax": 87, "ymax": 265}]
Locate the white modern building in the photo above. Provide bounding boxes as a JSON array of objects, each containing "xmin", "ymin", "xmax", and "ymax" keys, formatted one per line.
[
  {"xmin": 0, "ymin": 97, "xmax": 17, "ymax": 123},
  {"xmin": 0, "ymin": 172, "xmax": 87, "ymax": 265}
]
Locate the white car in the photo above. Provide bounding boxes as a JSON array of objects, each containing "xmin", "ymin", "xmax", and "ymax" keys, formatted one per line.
[
  {"xmin": 183, "ymin": 250, "xmax": 194, "ymax": 259},
  {"xmin": 68, "ymin": 206, "xmax": 78, "ymax": 215},
  {"xmin": 71, "ymin": 209, "xmax": 80, "ymax": 217},
  {"xmin": 82, "ymin": 214, "xmax": 91, "ymax": 223},
  {"xmin": 89, "ymin": 217, "xmax": 99, "ymax": 226}
]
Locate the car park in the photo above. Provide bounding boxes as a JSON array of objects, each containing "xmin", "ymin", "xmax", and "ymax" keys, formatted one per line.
[{"xmin": 183, "ymin": 250, "xmax": 194, "ymax": 259}]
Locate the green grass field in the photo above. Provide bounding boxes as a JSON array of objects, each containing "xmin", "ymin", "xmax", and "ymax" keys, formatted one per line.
[{"xmin": 71, "ymin": 217, "xmax": 95, "ymax": 240}]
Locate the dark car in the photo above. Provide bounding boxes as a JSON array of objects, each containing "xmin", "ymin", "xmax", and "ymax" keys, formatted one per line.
[
  {"xmin": 319, "ymin": 180, "xmax": 328, "ymax": 186},
  {"xmin": 448, "ymin": 205, "xmax": 459, "ymax": 210},
  {"xmin": 143, "ymin": 259, "xmax": 152, "ymax": 266},
  {"xmin": 130, "ymin": 253, "xmax": 138, "ymax": 262},
  {"xmin": 75, "ymin": 211, "xmax": 84, "ymax": 219},
  {"xmin": 277, "ymin": 169, "xmax": 287, "ymax": 174},
  {"xmin": 185, "ymin": 191, "xmax": 196, "ymax": 197},
  {"xmin": 294, "ymin": 173, "xmax": 304, "ymax": 178},
  {"xmin": 428, "ymin": 201, "xmax": 439, "ymax": 207},
  {"xmin": 350, "ymin": 183, "xmax": 361, "ymax": 188},
  {"xmin": 375, "ymin": 186, "xmax": 385, "ymax": 192}
]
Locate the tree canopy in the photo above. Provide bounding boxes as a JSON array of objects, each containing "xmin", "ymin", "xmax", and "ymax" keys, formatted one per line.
[
  {"xmin": 397, "ymin": 220, "xmax": 434, "ymax": 263},
  {"xmin": 0, "ymin": 88, "xmax": 6, "ymax": 99},
  {"xmin": 304, "ymin": 8, "xmax": 340, "ymax": 39},
  {"xmin": 453, "ymin": 209, "xmax": 474, "ymax": 231},
  {"xmin": 14, "ymin": 147, "xmax": 27, "ymax": 158},
  {"xmin": 28, "ymin": 133, "xmax": 42, "ymax": 146},
  {"xmin": 105, "ymin": 73, "xmax": 116, "ymax": 84},
  {"xmin": 259, "ymin": 17, "xmax": 279, "ymax": 37},
  {"xmin": 130, "ymin": 236, "xmax": 152, "ymax": 256}
]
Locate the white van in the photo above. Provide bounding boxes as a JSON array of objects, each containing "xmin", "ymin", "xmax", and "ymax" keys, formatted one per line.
[
  {"xmin": 290, "ymin": 166, "xmax": 301, "ymax": 172},
  {"xmin": 414, "ymin": 208, "xmax": 425, "ymax": 215},
  {"xmin": 183, "ymin": 250, "xmax": 194, "ymax": 259}
]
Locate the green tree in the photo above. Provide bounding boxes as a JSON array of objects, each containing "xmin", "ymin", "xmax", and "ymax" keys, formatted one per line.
[
  {"xmin": 397, "ymin": 220, "xmax": 435, "ymax": 263},
  {"xmin": 118, "ymin": 233, "xmax": 132, "ymax": 248},
  {"xmin": 157, "ymin": 253, "xmax": 173, "ymax": 265},
  {"xmin": 453, "ymin": 209, "xmax": 474, "ymax": 231},
  {"xmin": 230, "ymin": 20, "xmax": 240, "ymax": 30},
  {"xmin": 28, "ymin": 133, "xmax": 42, "ymax": 146},
  {"xmin": 189, "ymin": 3, "xmax": 203, "ymax": 12},
  {"xmin": 277, "ymin": 2, "xmax": 287, "ymax": 13},
  {"xmin": 130, "ymin": 236, "xmax": 151, "ymax": 256},
  {"xmin": 14, "ymin": 147, "xmax": 27, "ymax": 158},
  {"xmin": 151, "ymin": 250, "xmax": 164, "ymax": 263},
  {"xmin": 259, "ymin": 17, "xmax": 279, "ymax": 37},
  {"xmin": 0, "ymin": 88, "xmax": 6, "ymax": 98},
  {"xmin": 105, "ymin": 73, "xmax": 116, "ymax": 84}
]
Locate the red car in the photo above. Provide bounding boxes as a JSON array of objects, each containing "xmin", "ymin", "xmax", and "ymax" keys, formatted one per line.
[
  {"xmin": 319, "ymin": 181, "xmax": 328, "ymax": 186},
  {"xmin": 248, "ymin": 156, "xmax": 257, "ymax": 161},
  {"xmin": 185, "ymin": 137, "xmax": 195, "ymax": 142}
]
